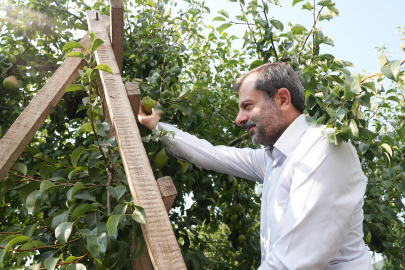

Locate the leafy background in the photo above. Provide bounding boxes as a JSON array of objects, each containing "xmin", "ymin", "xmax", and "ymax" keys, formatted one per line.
[{"xmin": 0, "ymin": 0, "xmax": 404, "ymax": 269}]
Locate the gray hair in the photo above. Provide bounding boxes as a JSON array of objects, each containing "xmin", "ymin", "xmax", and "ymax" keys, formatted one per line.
[{"xmin": 234, "ymin": 62, "xmax": 305, "ymax": 113}]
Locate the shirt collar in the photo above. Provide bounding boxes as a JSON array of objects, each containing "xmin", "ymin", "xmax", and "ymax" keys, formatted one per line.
[{"xmin": 265, "ymin": 114, "xmax": 310, "ymax": 161}]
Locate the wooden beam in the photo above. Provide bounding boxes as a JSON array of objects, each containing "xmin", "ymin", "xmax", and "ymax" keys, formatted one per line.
[
  {"xmin": 101, "ymin": 14, "xmax": 110, "ymax": 33},
  {"xmin": 0, "ymin": 35, "xmax": 89, "ymax": 183},
  {"xmin": 86, "ymin": 10, "xmax": 186, "ymax": 270},
  {"xmin": 110, "ymin": 0, "xmax": 124, "ymax": 71},
  {"xmin": 131, "ymin": 176, "xmax": 177, "ymax": 270},
  {"xmin": 157, "ymin": 176, "xmax": 177, "ymax": 213},
  {"xmin": 125, "ymin": 82, "xmax": 141, "ymax": 122}
]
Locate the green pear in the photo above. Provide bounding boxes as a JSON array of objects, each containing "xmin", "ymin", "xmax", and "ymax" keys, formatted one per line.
[
  {"xmin": 238, "ymin": 234, "xmax": 246, "ymax": 243},
  {"xmin": 5, "ymin": 54, "xmax": 16, "ymax": 64},
  {"xmin": 230, "ymin": 214, "xmax": 238, "ymax": 223},
  {"xmin": 177, "ymin": 159, "xmax": 188, "ymax": 174},
  {"xmin": 154, "ymin": 147, "xmax": 169, "ymax": 169},
  {"xmin": 363, "ymin": 231, "xmax": 371, "ymax": 245},
  {"xmin": 3, "ymin": 76, "xmax": 18, "ymax": 90},
  {"xmin": 235, "ymin": 221, "xmax": 243, "ymax": 230},
  {"xmin": 141, "ymin": 96, "xmax": 157, "ymax": 115}
]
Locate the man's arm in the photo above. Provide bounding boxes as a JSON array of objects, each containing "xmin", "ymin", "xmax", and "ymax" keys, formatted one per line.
[
  {"xmin": 259, "ymin": 137, "xmax": 368, "ymax": 269},
  {"xmin": 138, "ymin": 101, "xmax": 267, "ymax": 182}
]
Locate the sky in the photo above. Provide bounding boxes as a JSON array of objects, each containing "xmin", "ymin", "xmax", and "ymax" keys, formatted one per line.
[{"xmin": 180, "ymin": 0, "xmax": 405, "ymax": 75}]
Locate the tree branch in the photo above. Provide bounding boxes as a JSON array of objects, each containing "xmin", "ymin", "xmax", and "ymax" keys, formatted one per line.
[
  {"xmin": 228, "ymin": 133, "xmax": 249, "ymax": 146},
  {"xmin": 298, "ymin": 6, "xmax": 324, "ymax": 63}
]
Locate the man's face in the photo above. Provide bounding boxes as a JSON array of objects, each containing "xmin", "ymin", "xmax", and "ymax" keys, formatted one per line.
[{"xmin": 235, "ymin": 72, "xmax": 288, "ymax": 146}]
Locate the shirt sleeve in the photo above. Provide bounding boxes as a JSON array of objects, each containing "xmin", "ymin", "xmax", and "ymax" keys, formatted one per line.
[
  {"xmin": 156, "ymin": 122, "xmax": 268, "ymax": 182},
  {"xmin": 258, "ymin": 137, "xmax": 368, "ymax": 270}
]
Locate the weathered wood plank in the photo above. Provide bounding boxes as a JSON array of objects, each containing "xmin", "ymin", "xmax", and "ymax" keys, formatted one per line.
[
  {"xmin": 101, "ymin": 14, "xmax": 110, "ymax": 33},
  {"xmin": 86, "ymin": 10, "xmax": 186, "ymax": 270},
  {"xmin": 0, "ymin": 35, "xmax": 90, "ymax": 183},
  {"xmin": 157, "ymin": 176, "xmax": 177, "ymax": 213},
  {"xmin": 125, "ymin": 82, "xmax": 141, "ymax": 122},
  {"xmin": 110, "ymin": 0, "xmax": 124, "ymax": 71},
  {"xmin": 131, "ymin": 176, "xmax": 176, "ymax": 270}
]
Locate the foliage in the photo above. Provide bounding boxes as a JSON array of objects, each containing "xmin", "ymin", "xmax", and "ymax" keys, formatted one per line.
[{"xmin": 0, "ymin": 0, "xmax": 405, "ymax": 269}]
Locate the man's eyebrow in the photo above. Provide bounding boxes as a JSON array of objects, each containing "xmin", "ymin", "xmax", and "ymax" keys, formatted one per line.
[{"xmin": 240, "ymin": 99, "xmax": 252, "ymax": 107}]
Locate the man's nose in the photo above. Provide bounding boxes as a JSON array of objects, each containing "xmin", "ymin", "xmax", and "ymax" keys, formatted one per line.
[{"xmin": 235, "ymin": 111, "xmax": 248, "ymax": 127}]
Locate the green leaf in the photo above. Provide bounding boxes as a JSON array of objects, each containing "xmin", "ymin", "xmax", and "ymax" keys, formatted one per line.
[
  {"xmin": 65, "ymin": 51, "xmax": 86, "ymax": 59},
  {"xmin": 336, "ymin": 108, "xmax": 345, "ymax": 121},
  {"xmin": 302, "ymin": 2, "xmax": 314, "ymax": 11},
  {"xmin": 362, "ymin": 81, "xmax": 377, "ymax": 94},
  {"xmin": 86, "ymin": 210, "xmax": 100, "ymax": 230},
  {"xmin": 130, "ymin": 237, "xmax": 144, "ymax": 260},
  {"xmin": 55, "ymin": 222, "xmax": 74, "ymax": 244},
  {"xmin": 71, "ymin": 147, "xmax": 87, "ymax": 168},
  {"xmin": 317, "ymin": 0, "xmax": 335, "ymax": 6},
  {"xmin": 379, "ymin": 53, "xmax": 388, "ymax": 67},
  {"xmin": 292, "ymin": 0, "xmax": 304, "ymax": 6},
  {"xmin": 132, "ymin": 206, "xmax": 146, "ymax": 224},
  {"xmin": 291, "ymin": 24, "xmax": 307, "ymax": 32},
  {"xmin": 350, "ymin": 80, "xmax": 361, "ymax": 94},
  {"xmin": 45, "ymin": 257, "xmax": 59, "ymax": 270},
  {"xmin": 212, "ymin": 16, "xmax": 226, "ymax": 21},
  {"xmin": 145, "ymin": 0, "xmax": 155, "ymax": 7},
  {"xmin": 0, "ymin": 237, "xmax": 33, "ymax": 264},
  {"xmin": 397, "ymin": 129, "xmax": 405, "ymax": 142},
  {"xmin": 22, "ymin": 223, "xmax": 39, "ymax": 238},
  {"xmin": 40, "ymin": 180, "xmax": 55, "ymax": 197},
  {"xmin": 65, "ymin": 84, "xmax": 87, "ymax": 93},
  {"xmin": 62, "ymin": 42, "xmax": 85, "ymax": 52},
  {"xmin": 218, "ymin": 9, "xmax": 229, "ymax": 18},
  {"xmin": 173, "ymin": 103, "xmax": 193, "ymax": 115},
  {"xmin": 270, "ymin": 20, "xmax": 283, "ymax": 31},
  {"xmin": 94, "ymin": 64, "xmax": 113, "ymax": 75},
  {"xmin": 67, "ymin": 182, "xmax": 85, "ymax": 201},
  {"xmin": 250, "ymin": 60, "xmax": 263, "ymax": 70},
  {"xmin": 77, "ymin": 123, "xmax": 93, "ymax": 135},
  {"xmin": 349, "ymin": 119, "xmax": 359, "ymax": 139},
  {"xmin": 66, "ymin": 263, "xmax": 86, "ymax": 270},
  {"xmin": 106, "ymin": 186, "xmax": 127, "ymax": 201},
  {"xmin": 87, "ymin": 233, "xmax": 107, "ymax": 263},
  {"xmin": 326, "ymin": 108, "xmax": 338, "ymax": 119},
  {"xmin": 391, "ymin": 60, "xmax": 401, "ymax": 81},
  {"xmin": 381, "ymin": 66, "xmax": 395, "ymax": 81},
  {"xmin": 70, "ymin": 204, "xmax": 97, "ymax": 220},
  {"xmin": 74, "ymin": 189, "xmax": 95, "ymax": 201},
  {"xmin": 11, "ymin": 162, "xmax": 27, "ymax": 175},
  {"xmin": 52, "ymin": 211, "xmax": 70, "ymax": 229},
  {"xmin": 218, "ymin": 23, "xmax": 232, "ymax": 34},
  {"xmin": 26, "ymin": 190, "xmax": 40, "ymax": 213},
  {"xmin": 107, "ymin": 215, "xmax": 124, "ymax": 236},
  {"xmin": 92, "ymin": 38, "xmax": 104, "ymax": 52},
  {"xmin": 87, "ymin": 32, "xmax": 96, "ymax": 43},
  {"xmin": 381, "ymin": 143, "xmax": 392, "ymax": 157},
  {"xmin": 400, "ymin": 43, "xmax": 405, "ymax": 52}
]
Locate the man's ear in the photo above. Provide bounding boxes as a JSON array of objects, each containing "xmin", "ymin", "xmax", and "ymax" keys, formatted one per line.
[{"xmin": 276, "ymin": 88, "xmax": 291, "ymax": 112}]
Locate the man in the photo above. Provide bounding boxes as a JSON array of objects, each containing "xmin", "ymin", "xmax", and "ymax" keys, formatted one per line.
[{"xmin": 138, "ymin": 63, "xmax": 373, "ymax": 269}]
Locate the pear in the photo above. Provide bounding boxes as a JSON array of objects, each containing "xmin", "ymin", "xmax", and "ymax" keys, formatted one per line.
[
  {"xmin": 238, "ymin": 234, "xmax": 246, "ymax": 243},
  {"xmin": 5, "ymin": 54, "xmax": 16, "ymax": 64},
  {"xmin": 230, "ymin": 214, "xmax": 238, "ymax": 223},
  {"xmin": 154, "ymin": 147, "xmax": 169, "ymax": 169},
  {"xmin": 363, "ymin": 231, "xmax": 371, "ymax": 245},
  {"xmin": 141, "ymin": 96, "xmax": 157, "ymax": 115},
  {"xmin": 177, "ymin": 159, "xmax": 188, "ymax": 174},
  {"xmin": 3, "ymin": 76, "xmax": 18, "ymax": 90},
  {"xmin": 235, "ymin": 221, "xmax": 243, "ymax": 230}
]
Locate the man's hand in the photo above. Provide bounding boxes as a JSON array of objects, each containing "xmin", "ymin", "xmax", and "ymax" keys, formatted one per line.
[{"xmin": 138, "ymin": 100, "xmax": 163, "ymax": 131}]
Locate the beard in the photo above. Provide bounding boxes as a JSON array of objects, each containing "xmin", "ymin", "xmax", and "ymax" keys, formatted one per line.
[{"xmin": 243, "ymin": 100, "xmax": 288, "ymax": 146}]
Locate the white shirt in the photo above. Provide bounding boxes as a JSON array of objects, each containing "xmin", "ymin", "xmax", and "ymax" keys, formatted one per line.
[{"xmin": 157, "ymin": 114, "xmax": 373, "ymax": 270}]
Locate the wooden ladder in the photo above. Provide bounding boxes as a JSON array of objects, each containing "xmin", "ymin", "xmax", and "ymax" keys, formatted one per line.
[{"xmin": 0, "ymin": 1, "xmax": 186, "ymax": 269}]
